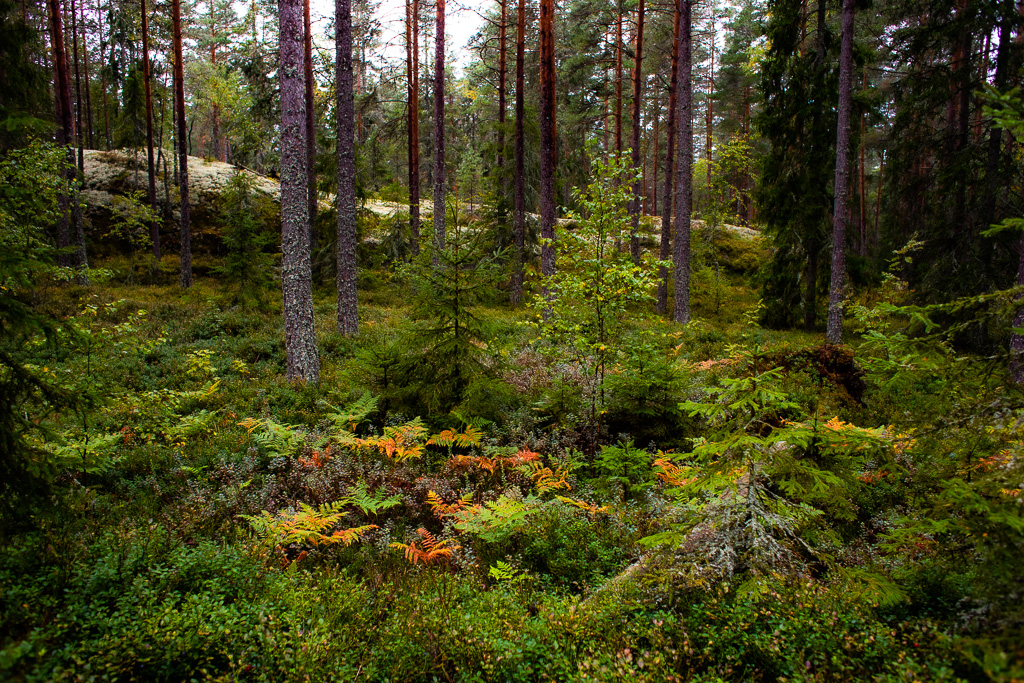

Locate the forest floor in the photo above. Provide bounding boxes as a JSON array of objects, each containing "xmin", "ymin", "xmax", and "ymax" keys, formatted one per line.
[{"xmin": 1, "ymin": 202, "xmax": 1020, "ymax": 681}]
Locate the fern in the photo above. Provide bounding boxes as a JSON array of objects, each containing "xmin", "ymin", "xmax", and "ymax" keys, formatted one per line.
[
  {"xmin": 555, "ymin": 495, "xmax": 608, "ymax": 514},
  {"xmin": 355, "ymin": 417, "xmax": 428, "ymax": 461},
  {"xmin": 390, "ymin": 528, "xmax": 460, "ymax": 566},
  {"xmin": 527, "ymin": 462, "xmax": 571, "ymax": 493},
  {"xmin": 427, "ymin": 490, "xmax": 474, "ymax": 518},
  {"xmin": 345, "ymin": 479, "xmax": 403, "ymax": 517},
  {"xmin": 242, "ymin": 418, "xmax": 305, "ymax": 458},
  {"xmin": 488, "ymin": 560, "xmax": 527, "ymax": 584},
  {"xmin": 322, "ymin": 394, "xmax": 378, "ymax": 435},
  {"xmin": 454, "ymin": 495, "xmax": 538, "ymax": 543},
  {"xmin": 240, "ymin": 501, "xmax": 377, "ymax": 567}
]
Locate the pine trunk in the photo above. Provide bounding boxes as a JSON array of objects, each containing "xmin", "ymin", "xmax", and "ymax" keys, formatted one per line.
[
  {"xmin": 336, "ymin": 0, "xmax": 358, "ymax": 335},
  {"xmin": 141, "ymin": 0, "xmax": 160, "ymax": 257},
  {"xmin": 79, "ymin": 0, "xmax": 93, "ymax": 148},
  {"xmin": 825, "ymin": 0, "xmax": 854, "ymax": 344},
  {"xmin": 628, "ymin": 0, "xmax": 645, "ymax": 264},
  {"xmin": 433, "ymin": 0, "xmax": 445, "ymax": 257},
  {"xmin": 407, "ymin": 0, "xmax": 421, "ymax": 254},
  {"xmin": 657, "ymin": 4, "xmax": 679, "ymax": 315},
  {"xmin": 539, "ymin": 0, "xmax": 556, "ymax": 284},
  {"xmin": 70, "ymin": 0, "xmax": 83, "ymax": 172},
  {"xmin": 304, "ymin": 0, "xmax": 318, "ymax": 264},
  {"xmin": 278, "ymin": 0, "xmax": 320, "ymax": 381},
  {"xmin": 47, "ymin": 0, "xmax": 74, "ymax": 268},
  {"xmin": 510, "ymin": 0, "xmax": 526, "ymax": 305},
  {"xmin": 172, "ymin": 0, "xmax": 193, "ymax": 288},
  {"xmin": 672, "ymin": 0, "xmax": 691, "ymax": 324},
  {"xmin": 497, "ymin": 0, "xmax": 506, "ymax": 207},
  {"xmin": 96, "ymin": 0, "xmax": 110, "ymax": 149},
  {"xmin": 614, "ymin": 8, "xmax": 622, "ymax": 155}
]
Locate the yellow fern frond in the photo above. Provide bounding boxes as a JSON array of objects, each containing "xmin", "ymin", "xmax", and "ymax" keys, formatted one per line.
[
  {"xmin": 529, "ymin": 462, "xmax": 571, "ymax": 492},
  {"xmin": 426, "ymin": 490, "xmax": 474, "ymax": 518},
  {"xmin": 555, "ymin": 495, "xmax": 608, "ymax": 514},
  {"xmin": 390, "ymin": 528, "xmax": 460, "ymax": 566}
]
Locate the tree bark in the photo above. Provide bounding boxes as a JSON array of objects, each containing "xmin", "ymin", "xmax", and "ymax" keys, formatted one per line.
[
  {"xmin": 497, "ymin": 0, "xmax": 507, "ymax": 206},
  {"xmin": 510, "ymin": 0, "xmax": 526, "ymax": 305},
  {"xmin": 172, "ymin": 0, "xmax": 193, "ymax": 288},
  {"xmin": 826, "ymin": 0, "xmax": 855, "ymax": 344},
  {"xmin": 657, "ymin": 3, "xmax": 679, "ymax": 315},
  {"xmin": 628, "ymin": 0, "xmax": 645, "ymax": 264},
  {"xmin": 278, "ymin": 0, "xmax": 320, "ymax": 381},
  {"xmin": 433, "ymin": 0, "xmax": 446, "ymax": 258},
  {"xmin": 96, "ymin": 0, "xmax": 110, "ymax": 149},
  {"xmin": 304, "ymin": 0, "xmax": 318, "ymax": 264},
  {"xmin": 79, "ymin": 0, "xmax": 93, "ymax": 149},
  {"xmin": 539, "ymin": 0, "xmax": 556, "ymax": 286},
  {"xmin": 615, "ymin": 7, "xmax": 623, "ymax": 155},
  {"xmin": 47, "ymin": 0, "xmax": 74, "ymax": 268},
  {"xmin": 407, "ymin": 0, "xmax": 421, "ymax": 254},
  {"xmin": 70, "ymin": 0, "xmax": 83, "ymax": 172},
  {"xmin": 336, "ymin": 0, "xmax": 358, "ymax": 335},
  {"xmin": 141, "ymin": 0, "xmax": 160, "ymax": 257},
  {"xmin": 673, "ymin": 0, "xmax": 692, "ymax": 324}
]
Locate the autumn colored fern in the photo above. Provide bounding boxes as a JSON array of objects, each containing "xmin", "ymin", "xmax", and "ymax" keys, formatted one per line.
[
  {"xmin": 528, "ymin": 462, "xmax": 571, "ymax": 492},
  {"xmin": 555, "ymin": 495, "xmax": 609, "ymax": 514},
  {"xmin": 426, "ymin": 490, "xmax": 475, "ymax": 518},
  {"xmin": 241, "ymin": 502, "xmax": 377, "ymax": 567},
  {"xmin": 390, "ymin": 528, "xmax": 459, "ymax": 566}
]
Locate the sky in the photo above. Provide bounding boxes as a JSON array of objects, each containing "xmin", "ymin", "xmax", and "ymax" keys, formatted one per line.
[{"xmin": 309, "ymin": 0, "xmax": 490, "ymax": 74}]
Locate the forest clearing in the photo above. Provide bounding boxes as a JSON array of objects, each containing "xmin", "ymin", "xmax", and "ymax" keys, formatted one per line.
[{"xmin": 1, "ymin": 0, "xmax": 1023, "ymax": 680}]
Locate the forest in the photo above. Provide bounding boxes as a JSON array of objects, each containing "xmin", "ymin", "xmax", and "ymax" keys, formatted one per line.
[{"xmin": 1, "ymin": 0, "xmax": 1023, "ymax": 678}]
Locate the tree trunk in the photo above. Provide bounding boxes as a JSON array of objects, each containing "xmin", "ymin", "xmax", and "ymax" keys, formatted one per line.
[
  {"xmin": 1012, "ymin": 229, "xmax": 1024, "ymax": 383},
  {"xmin": 673, "ymin": 0, "xmax": 691, "ymax": 324},
  {"xmin": 47, "ymin": 0, "xmax": 74, "ymax": 268},
  {"xmin": 407, "ymin": 0, "xmax": 420, "ymax": 254},
  {"xmin": 615, "ymin": 7, "xmax": 623, "ymax": 155},
  {"xmin": 510, "ymin": 0, "xmax": 526, "ymax": 305},
  {"xmin": 79, "ymin": 0, "xmax": 93, "ymax": 149},
  {"xmin": 497, "ymin": 0, "xmax": 507, "ymax": 208},
  {"xmin": 539, "ymin": 0, "xmax": 556, "ymax": 287},
  {"xmin": 141, "ymin": 0, "xmax": 160, "ymax": 257},
  {"xmin": 826, "ymin": 0, "xmax": 854, "ymax": 344},
  {"xmin": 70, "ymin": 0, "xmax": 83, "ymax": 172},
  {"xmin": 97, "ymin": 0, "xmax": 110, "ymax": 149},
  {"xmin": 433, "ymin": 0, "xmax": 446, "ymax": 258},
  {"xmin": 705, "ymin": 15, "xmax": 714, "ymax": 192},
  {"xmin": 652, "ymin": 104, "xmax": 659, "ymax": 217},
  {"xmin": 278, "ymin": 0, "xmax": 320, "ymax": 382},
  {"xmin": 983, "ymin": 1, "xmax": 1011, "ymax": 231},
  {"xmin": 172, "ymin": 0, "xmax": 193, "ymax": 288},
  {"xmin": 304, "ymin": 0, "xmax": 318, "ymax": 265},
  {"xmin": 336, "ymin": 0, "xmax": 358, "ymax": 335},
  {"xmin": 657, "ymin": 3, "xmax": 679, "ymax": 315},
  {"xmin": 628, "ymin": 0, "xmax": 645, "ymax": 264}
]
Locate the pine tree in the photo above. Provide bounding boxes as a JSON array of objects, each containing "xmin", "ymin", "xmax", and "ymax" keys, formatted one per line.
[
  {"xmin": 539, "ymin": 0, "xmax": 556, "ymax": 287},
  {"xmin": 673, "ymin": 0, "xmax": 692, "ymax": 324},
  {"xmin": 826, "ymin": 0, "xmax": 854, "ymax": 344},
  {"xmin": 279, "ymin": 0, "xmax": 320, "ymax": 381},
  {"xmin": 433, "ymin": 0, "xmax": 446, "ymax": 258},
  {"xmin": 509, "ymin": 0, "xmax": 526, "ymax": 306},
  {"xmin": 336, "ymin": 0, "xmax": 358, "ymax": 335},
  {"xmin": 172, "ymin": 0, "xmax": 193, "ymax": 288}
]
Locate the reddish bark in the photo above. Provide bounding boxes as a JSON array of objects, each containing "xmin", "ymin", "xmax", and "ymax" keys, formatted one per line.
[
  {"xmin": 433, "ymin": 0, "xmax": 445, "ymax": 256},
  {"xmin": 657, "ymin": 3, "xmax": 679, "ymax": 315},
  {"xmin": 510, "ymin": 0, "xmax": 526, "ymax": 305}
]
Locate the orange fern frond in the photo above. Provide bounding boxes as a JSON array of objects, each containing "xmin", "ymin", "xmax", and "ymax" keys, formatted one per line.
[
  {"xmin": 509, "ymin": 447, "xmax": 541, "ymax": 465},
  {"xmin": 390, "ymin": 528, "xmax": 460, "ymax": 566},
  {"xmin": 529, "ymin": 462, "xmax": 571, "ymax": 492},
  {"xmin": 331, "ymin": 524, "xmax": 379, "ymax": 546},
  {"xmin": 427, "ymin": 428, "xmax": 459, "ymax": 448},
  {"xmin": 426, "ymin": 490, "xmax": 474, "ymax": 518},
  {"xmin": 653, "ymin": 457, "xmax": 695, "ymax": 487}
]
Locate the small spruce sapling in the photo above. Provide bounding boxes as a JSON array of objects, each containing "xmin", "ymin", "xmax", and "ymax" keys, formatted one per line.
[{"xmin": 214, "ymin": 171, "xmax": 276, "ymax": 306}]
